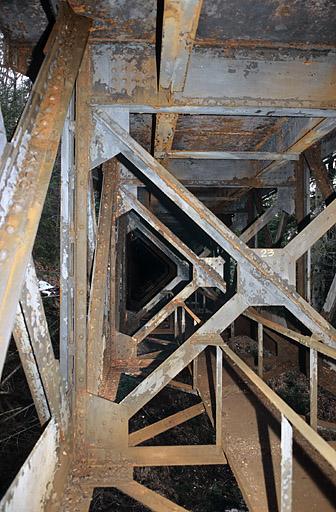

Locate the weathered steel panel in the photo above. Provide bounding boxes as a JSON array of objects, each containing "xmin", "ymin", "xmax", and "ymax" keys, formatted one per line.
[
  {"xmin": 196, "ymin": 0, "xmax": 336, "ymax": 46},
  {"xmin": 91, "ymin": 43, "xmax": 157, "ymax": 101},
  {"xmin": 167, "ymin": 158, "xmax": 294, "ymax": 187},
  {"xmin": 173, "ymin": 115, "xmax": 282, "ymax": 151},
  {"xmin": 91, "ymin": 107, "xmax": 129, "ymax": 168},
  {"xmin": 1, "ymin": 420, "xmax": 61, "ymax": 512},
  {"xmin": 181, "ymin": 47, "xmax": 336, "ymax": 108},
  {"xmin": 70, "ymin": 0, "xmax": 157, "ymax": 41}
]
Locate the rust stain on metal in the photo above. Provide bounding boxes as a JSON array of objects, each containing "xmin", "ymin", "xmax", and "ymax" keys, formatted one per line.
[{"xmin": 1, "ymin": 0, "xmax": 336, "ymax": 509}]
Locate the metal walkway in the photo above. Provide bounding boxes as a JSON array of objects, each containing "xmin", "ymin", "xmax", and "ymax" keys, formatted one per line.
[{"xmin": 196, "ymin": 345, "xmax": 336, "ymax": 512}]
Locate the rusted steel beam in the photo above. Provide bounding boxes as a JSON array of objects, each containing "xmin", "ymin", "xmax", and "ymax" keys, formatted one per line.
[
  {"xmin": 160, "ymin": 0, "xmax": 203, "ymax": 92},
  {"xmin": 322, "ymin": 273, "xmax": 336, "ymax": 322},
  {"xmin": 244, "ymin": 308, "xmax": 336, "ymax": 360},
  {"xmin": 20, "ymin": 260, "xmax": 68, "ymax": 427},
  {"xmin": 215, "ymin": 346, "xmax": 222, "ymax": 447},
  {"xmin": 121, "ymin": 337, "xmax": 206, "ymax": 418},
  {"xmin": 92, "ymin": 103, "xmax": 336, "ymax": 117},
  {"xmin": 257, "ymin": 322, "xmax": 264, "ymax": 378},
  {"xmin": 285, "ymin": 199, "xmax": 336, "ymax": 260},
  {"xmin": 166, "ymin": 151, "xmax": 299, "ymax": 161},
  {"xmin": 168, "ymin": 379, "xmax": 195, "ymax": 394},
  {"xmin": 87, "ymin": 162, "xmax": 115, "ymax": 395},
  {"xmin": 305, "ymin": 144, "xmax": 334, "ymax": 200},
  {"xmin": 135, "ymin": 275, "xmax": 186, "ymax": 322},
  {"xmin": 60, "ymin": 96, "xmax": 75, "ymax": 386},
  {"xmin": 133, "ymin": 281, "xmax": 197, "ymax": 344},
  {"xmin": 13, "ymin": 304, "xmax": 50, "ymax": 426},
  {"xmin": 295, "ymin": 156, "xmax": 310, "ymax": 302},
  {"xmin": 73, "ymin": 47, "xmax": 91, "ymax": 448},
  {"xmin": 109, "ymin": 162, "xmax": 131, "ymax": 363},
  {"xmin": 257, "ymin": 118, "xmax": 336, "ymax": 182},
  {"xmin": 0, "ymin": 419, "xmax": 65, "ymax": 512},
  {"xmin": 121, "ymin": 293, "xmax": 247, "ymax": 418},
  {"xmin": 274, "ymin": 211, "xmax": 289, "ymax": 246},
  {"xmin": 167, "ymin": 159, "xmax": 294, "ymax": 187},
  {"xmin": 129, "ymin": 403, "xmax": 205, "ymax": 446},
  {"xmin": 181, "ymin": 47, "xmax": 336, "ymax": 110},
  {"xmin": 181, "ymin": 301, "xmax": 202, "ymax": 325},
  {"xmin": 154, "ymin": 113, "xmax": 178, "ymax": 161},
  {"xmin": 127, "ymin": 445, "xmax": 226, "ymax": 466},
  {"xmin": 94, "ymin": 112, "xmax": 336, "ymax": 348},
  {"xmin": 116, "ymin": 481, "xmax": 189, "ymax": 512},
  {"xmin": 310, "ymin": 348, "xmax": 318, "ymax": 431},
  {"xmin": 59, "ymin": 485, "xmax": 93, "ymax": 512},
  {"xmin": 0, "ymin": 5, "xmax": 90, "ymax": 376},
  {"xmin": 240, "ymin": 203, "xmax": 280, "ymax": 244},
  {"xmin": 88, "ymin": 172, "xmax": 97, "ymax": 275}
]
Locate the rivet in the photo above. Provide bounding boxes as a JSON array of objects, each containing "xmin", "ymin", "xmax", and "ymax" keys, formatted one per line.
[
  {"xmin": 6, "ymin": 225, "xmax": 15, "ymax": 234},
  {"xmin": 0, "ymin": 250, "xmax": 8, "ymax": 261}
]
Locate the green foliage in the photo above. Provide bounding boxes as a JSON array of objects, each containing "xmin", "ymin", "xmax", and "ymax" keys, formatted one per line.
[
  {"xmin": 0, "ymin": 34, "xmax": 31, "ymax": 138},
  {"xmin": 33, "ymin": 154, "xmax": 60, "ymax": 271}
]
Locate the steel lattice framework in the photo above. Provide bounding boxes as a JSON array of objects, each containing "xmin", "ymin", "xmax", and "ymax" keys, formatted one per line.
[{"xmin": 0, "ymin": 1, "xmax": 336, "ymax": 511}]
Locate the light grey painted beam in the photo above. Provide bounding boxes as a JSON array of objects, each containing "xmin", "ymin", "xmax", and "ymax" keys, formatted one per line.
[
  {"xmin": 60, "ymin": 97, "xmax": 75, "ymax": 386},
  {"xmin": 13, "ymin": 305, "xmax": 50, "ymax": 426},
  {"xmin": 91, "ymin": 103, "xmax": 336, "ymax": 117},
  {"xmin": 322, "ymin": 273, "xmax": 336, "ymax": 322},
  {"xmin": 240, "ymin": 204, "xmax": 280, "ymax": 244},
  {"xmin": 285, "ymin": 199, "xmax": 336, "ymax": 260},
  {"xmin": 166, "ymin": 158, "xmax": 294, "ymax": 187},
  {"xmin": 166, "ymin": 151, "xmax": 299, "ymax": 161},
  {"xmin": 257, "ymin": 118, "xmax": 336, "ymax": 181}
]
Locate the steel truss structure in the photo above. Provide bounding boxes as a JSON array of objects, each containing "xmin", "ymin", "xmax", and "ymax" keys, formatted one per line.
[{"xmin": 0, "ymin": 1, "xmax": 336, "ymax": 511}]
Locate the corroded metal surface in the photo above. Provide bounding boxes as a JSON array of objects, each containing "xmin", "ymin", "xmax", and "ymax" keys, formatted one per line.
[
  {"xmin": 0, "ymin": 0, "xmax": 48, "ymax": 73},
  {"xmin": 69, "ymin": 0, "xmax": 157, "ymax": 42},
  {"xmin": 196, "ymin": 0, "xmax": 336, "ymax": 46},
  {"xmin": 1, "ymin": 1, "xmax": 336, "ymax": 510},
  {"xmin": 0, "ymin": 0, "xmax": 47, "ymax": 45},
  {"xmin": 173, "ymin": 115, "xmax": 282, "ymax": 151}
]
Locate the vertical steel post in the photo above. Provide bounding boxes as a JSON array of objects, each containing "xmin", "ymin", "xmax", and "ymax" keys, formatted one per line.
[
  {"xmin": 60, "ymin": 95, "xmax": 75, "ymax": 387},
  {"xmin": 193, "ymin": 356, "xmax": 198, "ymax": 391},
  {"xmin": 216, "ymin": 346, "xmax": 223, "ymax": 447},
  {"xmin": 281, "ymin": 415, "xmax": 293, "ymax": 512},
  {"xmin": 174, "ymin": 308, "xmax": 179, "ymax": 339},
  {"xmin": 258, "ymin": 322, "xmax": 263, "ymax": 378},
  {"xmin": 310, "ymin": 347, "xmax": 318, "ymax": 430},
  {"xmin": 181, "ymin": 307, "xmax": 186, "ymax": 342},
  {"xmin": 0, "ymin": 103, "xmax": 7, "ymax": 157},
  {"xmin": 295, "ymin": 156, "xmax": 311, "ymax": 302},
  {"xmin": 73, "ymin": 48, "xmax": 90, "ymax": 447}
]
